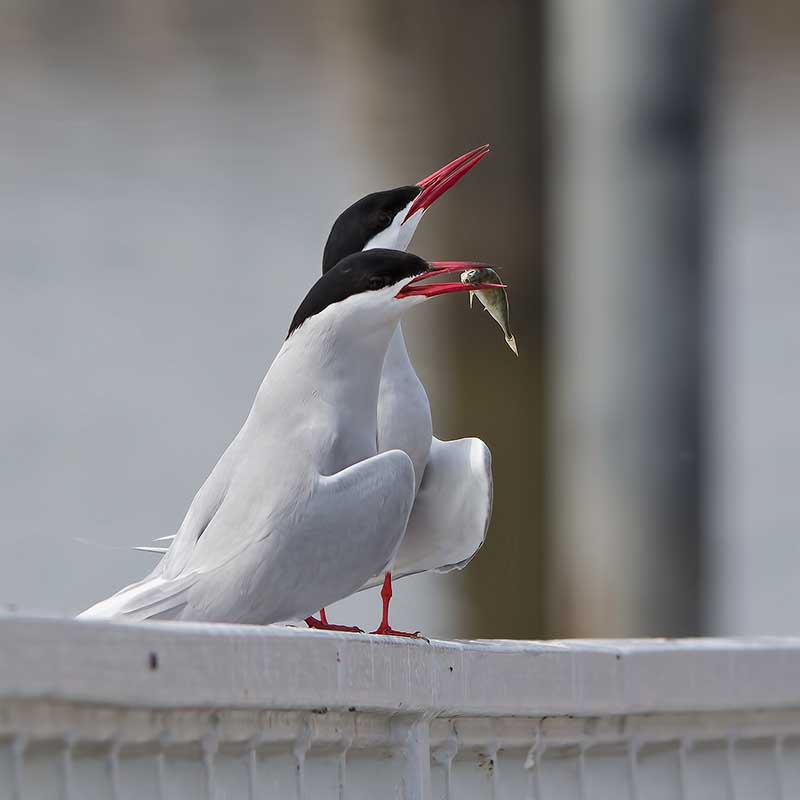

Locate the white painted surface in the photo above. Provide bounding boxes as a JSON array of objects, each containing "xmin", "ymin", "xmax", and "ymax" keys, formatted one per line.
[{"xmin": 1, "ymin": 617, "xmax": 800, "ymax": 798}]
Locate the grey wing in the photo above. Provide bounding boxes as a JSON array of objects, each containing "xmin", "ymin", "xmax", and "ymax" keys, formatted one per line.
[
  {"xmin": 257, "ymin": 448, "xmax": 417, "ymax": 622},
  {"xmin": 177, "ymin": 447, "xmax": 417, "ymax": 625},
  {"xmin": 156, "ymin": 440, "xmax": 240, "ymax": 579},
  {"xmin": 80, "ymin": 449, "xmax": 416, "ymax": 625},
  {"xmin": 78, "ymin": 442, "xmax": 237, "ymax": 621},
  {"xmin": 127, "ymin": 437, "xmax": 240, "ymax": 567},
  {"xmin": 77, "ymin": 570, "xmax": 201, "ymax": 621},
  {"xmin": 357, "ymin": 436, "xmax": 493, "ymax": 591},
  {"xmin": 77, "ymin": 488, "xmax": 233, "ymax": 620}
]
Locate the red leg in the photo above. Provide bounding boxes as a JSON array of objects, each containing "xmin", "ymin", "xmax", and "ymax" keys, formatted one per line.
[
  {"xmin": 305, "ymin": 608, "xmax": 363, "ymax": 633},
  {"xmin": 369, "ymin": 572, "xmax": 422, "ymax": 638}
]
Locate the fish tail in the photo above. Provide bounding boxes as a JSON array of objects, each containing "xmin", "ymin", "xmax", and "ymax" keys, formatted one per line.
[
  {"xmin": 469, "ymin": 291, "xmax": 474, "ymax": 308},
  {"xmin": 505, "ymin": 334, "xmax": 519, "ymax": 356}
]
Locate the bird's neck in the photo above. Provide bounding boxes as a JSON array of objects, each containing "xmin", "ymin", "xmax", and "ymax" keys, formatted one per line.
[
  {"xmin": 270, "ymin": 313, "xmax": 400, "ymax": 418},
  {"xmin": 315, "ymin": 324, "xmax": 396, "ymax": 407},
  {"xmin": 383, "ymin": 322, "xmax": 414, "ymax": 376}
]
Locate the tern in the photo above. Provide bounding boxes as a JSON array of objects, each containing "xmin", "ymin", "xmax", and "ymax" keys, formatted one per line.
[
  {"xmin": 318, "ymin": 145, "xmax": 495, "ymax": 636},
  {"xmin": 79, "ymin": 251, "xmax": 501, "ymax": 625},
  {"xmin": 135, "ymin": 146, "xmax": 495, "ymax": 636}
]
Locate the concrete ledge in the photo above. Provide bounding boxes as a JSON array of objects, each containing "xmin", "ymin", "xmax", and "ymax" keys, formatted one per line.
[{"xmin": 1, "ymin": 615, "xmax": 799, "ymax": 716}]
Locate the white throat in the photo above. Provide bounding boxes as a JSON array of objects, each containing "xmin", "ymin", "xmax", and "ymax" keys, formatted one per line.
[
  {"xmin": 251, "ymin": 287, "xmax": 417, "ymax": 475},
  {"xmin": 276, "ymin": 286, "xmax": 419, "ymax": 415},
  {"xmin": 363, "ymin": 201, "xmax": 424, "ymax": 254}
]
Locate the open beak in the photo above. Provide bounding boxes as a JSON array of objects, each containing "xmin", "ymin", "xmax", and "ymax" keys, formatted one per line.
[
  {"xmin": 396, "ymin": 261, "xmax": 505, "ymax": 299},
  {"xmin": 403, "ymin": 144, "xmax": 490, "ymax": 223}
]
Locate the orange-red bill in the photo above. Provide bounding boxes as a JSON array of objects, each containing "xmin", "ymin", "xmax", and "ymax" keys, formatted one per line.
[
  {"xmin": 405, "ymin": 144, "xmax": 490, "ymax": 223},
  {"xmin": 395, "ymin": 261, "xmax": 505, "ymax": 299}
]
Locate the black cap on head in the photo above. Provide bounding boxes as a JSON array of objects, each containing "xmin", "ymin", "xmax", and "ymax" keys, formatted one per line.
[
  {"xmin": 321, "ymin": 186, "xmax": 421, "ymax": 274},
  {"xmin": 289, "ymin": 249, "xmax": 428, "ymax": 338}
]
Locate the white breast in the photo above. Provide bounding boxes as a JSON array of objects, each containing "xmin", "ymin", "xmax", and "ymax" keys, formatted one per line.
[{"xmin": 377, "ymin": 324, "xmax": 433, "ymax": 492}]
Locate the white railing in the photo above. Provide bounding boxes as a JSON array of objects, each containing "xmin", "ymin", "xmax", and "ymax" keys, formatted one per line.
[{"xmin": 1, "ymin": 616, "xmax": 799, "ymax": 799}]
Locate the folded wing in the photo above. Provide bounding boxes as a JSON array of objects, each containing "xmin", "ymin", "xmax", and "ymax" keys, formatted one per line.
[
  {"xmin": 80, "ymin": 449, "xmax": 416, "ymax": 624},
  {"xmin": 358, "ymin": 436, "xmax": 493, "ymax": 591}
]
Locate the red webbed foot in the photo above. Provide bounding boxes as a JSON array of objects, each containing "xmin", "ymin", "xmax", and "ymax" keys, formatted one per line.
[
  {"xmin": 369, "ymin": 623, "xmax": 424, "ymax": 639},
  {"xmin": 305, "ymin": 608, "xmax": 363, "ymax": 633},
  {"xmin": 368, "ymin": 573, "xmax": 427, "ymax": 639}
]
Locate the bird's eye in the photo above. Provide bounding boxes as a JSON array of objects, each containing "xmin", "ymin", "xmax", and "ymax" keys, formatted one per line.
[
  {"xmin": 378, "ymin": 211, "xmax": 393, "ymax": 227},
  {"xmin": 368, "ymin": 275, "xmax": 387, "ymax": 290}
]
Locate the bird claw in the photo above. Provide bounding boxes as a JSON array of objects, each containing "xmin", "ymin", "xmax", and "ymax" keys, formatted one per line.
[
  {"xmin": 305, "ymin": 616, "xmax": 363, "ymax": 634},
  {"xmin": 369, "ymin": 624, "xmax": 426, "ymax": 641}
]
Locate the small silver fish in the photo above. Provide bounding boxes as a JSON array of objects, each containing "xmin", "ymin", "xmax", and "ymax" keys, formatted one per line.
[{"xmin": 461, "ymin": 267, "xmax": 518, "ymax": 355}]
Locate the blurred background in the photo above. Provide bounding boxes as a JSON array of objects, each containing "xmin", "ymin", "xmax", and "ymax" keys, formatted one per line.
[{"xmin": 0, "ymin": 0, "xmax": 797, "ymax": 640}]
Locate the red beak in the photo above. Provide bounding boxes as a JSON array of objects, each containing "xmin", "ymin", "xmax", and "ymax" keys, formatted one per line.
[
  {"xmin": 395, "ymin": 261, "xmax": 506, "ymax": 299},
  {"xmin": 404, "ymin": 144, "xmax": 490, "ymax": 223}
]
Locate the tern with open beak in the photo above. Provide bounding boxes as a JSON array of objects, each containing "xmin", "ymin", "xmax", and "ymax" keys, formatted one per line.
[
  {"xmin": 79, "ymin": 251, "xmax": 502, "ymax": 625},
  {"xmin": 134, "ymin": 146, "xmax": 496, "ymax": 636},
  {"xmin": 317, "ymin": 146, "xmax": 495, "ymax": 636}
]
